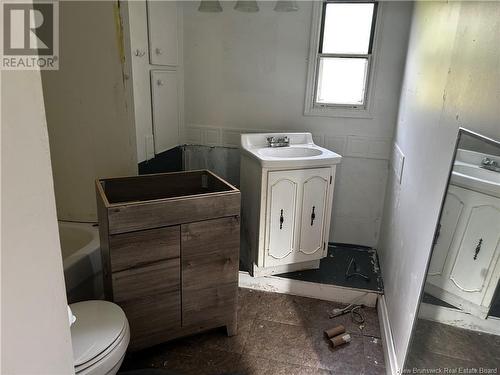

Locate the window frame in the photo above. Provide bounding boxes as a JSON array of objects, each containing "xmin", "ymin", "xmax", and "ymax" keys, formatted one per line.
[{"xmin": 304, "ymin": 0, "xmax": 381, "ymax": 118}]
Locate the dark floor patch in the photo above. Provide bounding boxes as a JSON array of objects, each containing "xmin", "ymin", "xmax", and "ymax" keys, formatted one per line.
[
  {"xmin": 121, "ymin": 289, "xmax": 384, "ymax": 375},
  {"xmin": 489, "ymin": 284, "xmax": 500, "ymax": 318},
  {"xmin": 278, "ymin": 244, "xmax": 383, "ymax": 293},
  {"xmin": 421, "ymin": 293, "xmax": 458, "ymax": 310}
]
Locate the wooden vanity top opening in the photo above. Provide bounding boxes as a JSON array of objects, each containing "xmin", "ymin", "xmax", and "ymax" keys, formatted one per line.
[{"xmin": 98, "ymin": 170, "xmax": 238, "ymax": 206}]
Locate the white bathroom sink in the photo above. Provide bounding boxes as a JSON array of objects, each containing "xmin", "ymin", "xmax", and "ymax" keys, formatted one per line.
[
  {"xmin": 451, "ymin": 150, "xmax": 500, "ymax": 198},
  {"xmin": 258, "ymin": 147, "xmax": 323, "ymax": 158},
  {"xmin": 241, "ymin": 133, "xmax": 341, "ymax": 168}
]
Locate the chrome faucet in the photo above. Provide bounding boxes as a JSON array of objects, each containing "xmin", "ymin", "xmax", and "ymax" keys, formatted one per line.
[
  {"xmin": 267, "ymin": 136, "xmax": 290, "ymax": 148},
  {"xmin": 480, "ymin": 157, "xmax": 500, "ymax": 172}
]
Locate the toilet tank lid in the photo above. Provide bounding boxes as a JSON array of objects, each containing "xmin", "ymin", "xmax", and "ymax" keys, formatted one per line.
[{"xmin": 70, "ymin": 300, "xmax": 127, "ymax": 366}]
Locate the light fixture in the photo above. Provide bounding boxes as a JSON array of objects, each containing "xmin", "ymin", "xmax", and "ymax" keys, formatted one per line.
[
  {"xmin": 274, "ymin": 0, "xmax": 299, "ymax": 12},
  {"xmin": 234, "ymin": 0, "xmax": 259, "ymax": 12},
  {"xmin": 198, "ymin": 0, "xmax": 223, "ymax": 12}
]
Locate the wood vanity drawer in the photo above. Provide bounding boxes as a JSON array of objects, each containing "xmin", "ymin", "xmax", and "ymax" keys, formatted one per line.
[
  {"xmin": 118, "ymin": 291, "xmax": 181, "ymax": 350},
  {"xmin": 112, "ymin": 258, "xmax": 180, "ymax": 302},
  {"xmin": 109, "ymin": 226, "xmax": 180, "ymax": 273}
]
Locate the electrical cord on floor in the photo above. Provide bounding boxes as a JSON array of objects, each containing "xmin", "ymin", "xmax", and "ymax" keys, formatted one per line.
[
  {"xmin": 328, "ymin": 293, "xmax": 368, "ymax": 326},
  {"xmin": 328, "ymin": 303, "xmax": 365, "ymax": 324}
]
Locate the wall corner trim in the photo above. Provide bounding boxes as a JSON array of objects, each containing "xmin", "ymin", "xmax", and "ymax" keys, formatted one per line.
[{"xmin": 378, "ymin": 295, "xmax": 400, "ymax": 375}]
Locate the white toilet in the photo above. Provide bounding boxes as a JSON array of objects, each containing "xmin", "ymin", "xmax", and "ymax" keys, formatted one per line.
[{"xmin": 70, "ymin": 300, "xmax": 130, "ymax": 375}]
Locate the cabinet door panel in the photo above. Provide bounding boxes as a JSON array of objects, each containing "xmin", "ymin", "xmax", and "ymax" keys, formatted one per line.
[
  {"xmin": 299, "ymin": 172, "xmax": 330, "ymax": 255},
  {"xmin": 147, "ymin": 0, "xmax": 178, "ymax": 66},
  {"xmin": 266, "ymin": 175, "xmax": 298, "ymax": 262},
  {"xmin": 151, "ymin": 70, "xmax": 179, "ymax": 154},
  {"xmin": 181, "ymin": 217, "xmax": 239, "ymax": 328},
  {"xmin": 119, "ymin": 291, "xmax": 181, "ymax": 350},
  {"xmin": 182, "ymin": 282, "xmax": 237, "ymax": 329},
  {"xmin": 112, "ymin": 259, "xmax": 180, "ymax": 302},
  {"xmin": 450, "ymin": 205, "xmax": 500, "ymax": 297},
  {"xmin": 428, "ymin": 193, "xmax": 464, "ymax": 276}
]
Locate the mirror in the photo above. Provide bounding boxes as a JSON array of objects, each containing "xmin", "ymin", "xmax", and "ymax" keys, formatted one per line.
[{"xmin": 406, "ymin": 128, "xmax": 500, "ymax": 372}]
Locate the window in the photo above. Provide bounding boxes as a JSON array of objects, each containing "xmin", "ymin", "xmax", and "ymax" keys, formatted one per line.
[{"xmin": 305, "ymin": 1, "xmax": 379, "ymax": 116}]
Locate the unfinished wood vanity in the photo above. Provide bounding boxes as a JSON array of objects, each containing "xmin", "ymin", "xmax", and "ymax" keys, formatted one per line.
[{"xmin": 96, "ymin": 170, "xmax": 240, "ymax": 350}]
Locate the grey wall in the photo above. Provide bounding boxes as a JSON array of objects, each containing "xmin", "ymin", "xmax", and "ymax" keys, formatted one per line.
[
  {"xmin": 182, "ymin": 1, "xmax": 413, "ymax": 247},
  {"xmin": 2, "ymin": 70, "xmax": 75, "ymax": 374},
  {"xmin": 42, "ymin": 1, "xmax": 137, "ymax": 222},
  {"xmin": 378, "ymin": 1, "xmax": 500, "ymax": 370},
  {"xmin": 183, "ymin": 145, "xmax": 241, "ymax": 187}
]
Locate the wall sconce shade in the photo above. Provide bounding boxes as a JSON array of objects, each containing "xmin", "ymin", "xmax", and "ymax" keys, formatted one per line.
[
  {"xmin": 198, "ymin": 0, "xmax": 223, "ymax": 12},
  {"xmin": 234, "ymin": 1, "xmax": 259, "ymax": 12},
  {"xmin": 274, "ymin": 1, "xmax": 299, "ymax": 12}
]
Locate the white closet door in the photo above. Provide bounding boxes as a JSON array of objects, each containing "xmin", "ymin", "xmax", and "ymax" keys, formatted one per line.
[
  {"xmin": 151, "ymin": 70, "xmax": 179, "ymax": 154},
  {"xmin": 299, "ymin": 170, "xmax": 330, "ymax": 256},
  {"xmin": 147, "ymin": 1, "xmax": 178, "ymax": 66}
]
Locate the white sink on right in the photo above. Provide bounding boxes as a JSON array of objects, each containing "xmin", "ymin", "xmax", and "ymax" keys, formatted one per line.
[{"xmin": 451, "ymin": 149, "xmax": 500, "ymax": 198}]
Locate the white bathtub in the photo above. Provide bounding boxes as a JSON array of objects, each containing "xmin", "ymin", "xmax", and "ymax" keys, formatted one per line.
[{"xmin": 59, "ymin": 221, "xmax": 103, "ymax": 303}]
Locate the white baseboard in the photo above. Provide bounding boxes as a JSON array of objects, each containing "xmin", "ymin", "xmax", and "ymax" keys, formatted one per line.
[
  {"xmin": 378, "ymin": 295, "xmax": 399, "ymax": 375},
  {"xmin": 238, "ymin": 271, "xmax": 378, "ymax": 307},
  {"xmin": 252, "ymin": 260, "xmax": 320, "ymax": 277},
  {"xmin": 419, "ymin": 302, "xmax": 500, "ymax": 335}
]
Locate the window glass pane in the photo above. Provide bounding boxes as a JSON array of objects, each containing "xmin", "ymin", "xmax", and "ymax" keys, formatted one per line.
[
  {"xmin": 316, "ymin": 57, "xmax": 368, "ymax": 105},
  {"xmin": 322, "ymin": 3, "xmax": 375, "ymax": 54}
]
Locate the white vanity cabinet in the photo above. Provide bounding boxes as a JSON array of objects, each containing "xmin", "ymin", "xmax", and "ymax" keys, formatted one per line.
[
  {"xmin": 240, "ymin": 133, "xmax": 341, "ymax": 277},
  {"xmin": 265, "ymin": 168, "xmax": 331, "ymax": 268},
  {"xmin": 426, "ymin": 184, "xmax": 500, "ymax": 318}
]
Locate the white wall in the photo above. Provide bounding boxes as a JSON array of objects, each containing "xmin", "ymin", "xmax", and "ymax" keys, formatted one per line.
[
  {"xmin": 182, "ymin": 0, "xmax": 413, "ymax": 247},
  {"xmin": 42, "ymin": 1, "xmax": 137, "ymax": 222},
  {"xmin": 378, "ymin": 1, "xmax": 500, "ymax": 370},
  {"xmin": 1, "ymin": 70, "xmax": 75, "ymax": 374}
]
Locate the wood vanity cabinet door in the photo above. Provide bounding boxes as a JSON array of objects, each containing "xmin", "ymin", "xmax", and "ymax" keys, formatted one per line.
[
  {"xmin": 181, "ymin": 217, "xmax": 239, "ymax": 329},
  {"xmin": 109, "ymin": 226, "xmax": 181, "ymax": 350}
]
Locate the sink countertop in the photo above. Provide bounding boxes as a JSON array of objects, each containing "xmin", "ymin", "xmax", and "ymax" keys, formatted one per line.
[
  {"xmin": 240, "ymin": 132, "xmax": 342, "ymax": 168},
  {"xmin": 451, "ymin": 149, "xmax": 500, "ymax": 198}
]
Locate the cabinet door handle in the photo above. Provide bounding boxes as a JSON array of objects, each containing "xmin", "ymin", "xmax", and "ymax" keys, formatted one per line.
[
  {"xmin": 473, "ymin": 238, "xmax": 483, "ymax": 260},
  {"xmin": 279, "ymin": 209, "xmax": 284, "ymax": 230},
  {"xmin": 134, "ymin": 49, "xmax": 146, "ymax": 57},
  {"xmin": 311, "ymin": 206, "xmax": 316, "ymax": 226}
]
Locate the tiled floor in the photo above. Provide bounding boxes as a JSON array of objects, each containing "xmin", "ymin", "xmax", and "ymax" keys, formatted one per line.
[
  {"xmin": 121, "ymin": 288, "xmax": 385, "ymax": 375},
  {"xmin": 406, "ymin": 319, "xmax": 500, "ymax": 371}
]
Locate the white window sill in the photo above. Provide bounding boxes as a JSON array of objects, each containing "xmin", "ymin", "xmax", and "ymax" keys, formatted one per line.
[{"xmin": 304, "ymin": 105, "xmax": 373, "ymax": 119}]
